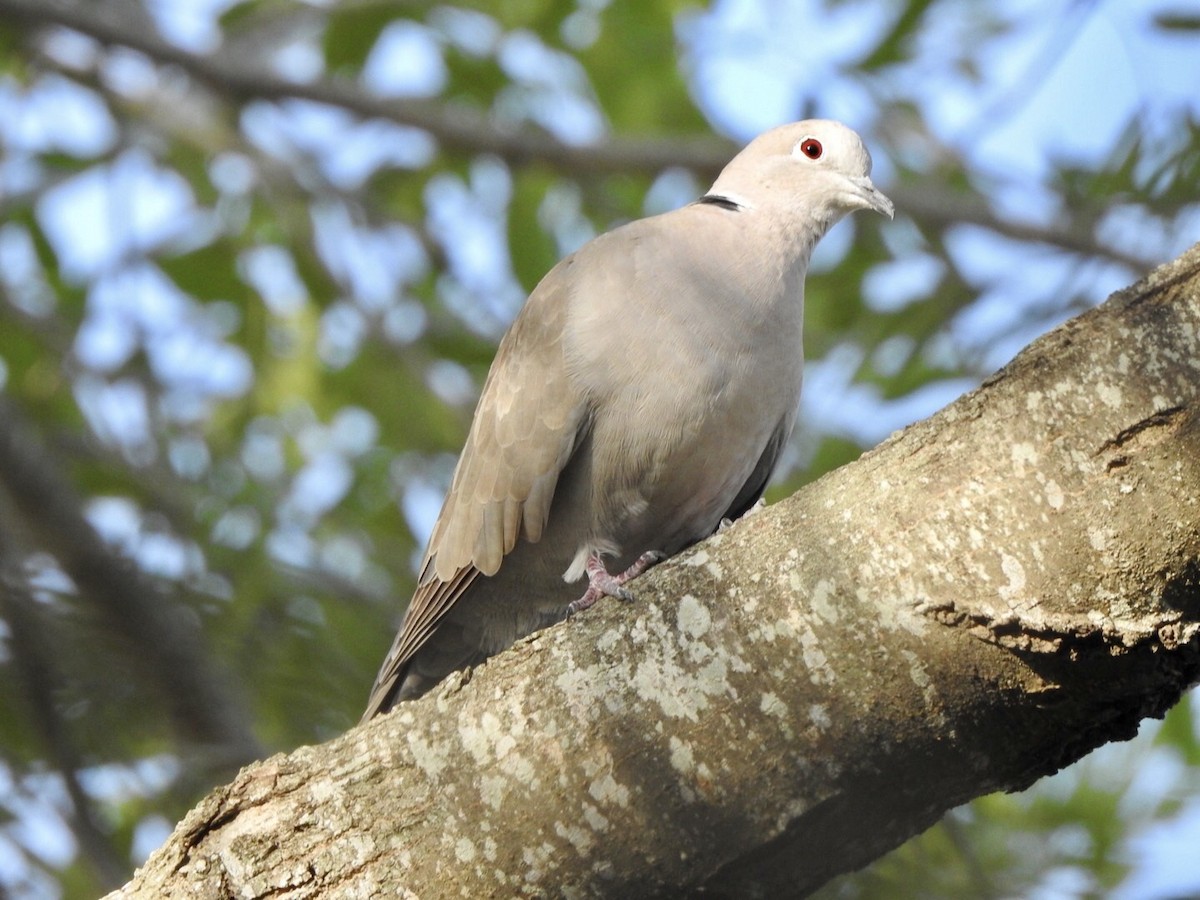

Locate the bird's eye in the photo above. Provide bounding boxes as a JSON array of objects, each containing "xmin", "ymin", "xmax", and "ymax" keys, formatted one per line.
[{"xmin": 799, "ymin": 138, "xmax": 823, "ymax": 160}]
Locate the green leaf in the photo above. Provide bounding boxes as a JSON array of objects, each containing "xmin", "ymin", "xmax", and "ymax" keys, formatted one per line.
[
  {"xmin": 1154, "ymin": 697, "xmax": 1200, "ymax": 765},
  {"xmin": 323, "ymin": 0, "xmax": 404, "ymax": 73},
  {"xmin": 1153, "ymin": 12, "xmax": 1200, "ymax": 32},
  {"xmin": 507, "ymin": 169, "xmax": 560, "ymax": 292},
  {"xmin": 159, "ymin": 240, "xmax": 255, "ymax": 304},
  {"xmin": 857, "ymin": 0, "xmax": 938, "ymax": 69},
  {"xmin": 579, "ymin": 3, "xmax": 707, "ymax": 134},
  {"xmin": 443, "ymin": 46, "xmax": 509, "ymax": 108}
]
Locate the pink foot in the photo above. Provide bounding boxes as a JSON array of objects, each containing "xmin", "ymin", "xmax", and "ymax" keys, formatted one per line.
[{"xmin": 566, "ymin": 550, "xmax": 666, "ymax": 616}]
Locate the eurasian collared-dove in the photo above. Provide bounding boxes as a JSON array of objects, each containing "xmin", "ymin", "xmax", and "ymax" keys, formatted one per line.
[{"xmin": 363, "ymin": 120, "xmax": 893, "ymax": 719}]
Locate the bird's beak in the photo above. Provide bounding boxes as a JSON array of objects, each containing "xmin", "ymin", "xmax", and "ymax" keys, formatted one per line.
[{"xmin": 847, "ymin": 175, "xmax": 894, "ymax": 219}]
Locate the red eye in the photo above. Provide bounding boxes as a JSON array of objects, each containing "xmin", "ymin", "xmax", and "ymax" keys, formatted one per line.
[{"xmin": 799, "ymin": 138, "xmax": 823, "ymax": 159}]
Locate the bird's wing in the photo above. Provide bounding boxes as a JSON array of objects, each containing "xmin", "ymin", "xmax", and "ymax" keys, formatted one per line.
[
  {"xmin": 362, "ymin": 264, "xmax": 590, "ymax": 719},
  {"xmin": 720, "ymin": 415, "xmax": 793, "ymax": 525}
]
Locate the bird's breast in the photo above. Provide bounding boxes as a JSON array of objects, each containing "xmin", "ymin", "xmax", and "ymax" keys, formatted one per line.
[
  {"xmin": 559, "ymin": 217, "xmax": 808, "ymax": 567},
  {"xmin": 581, "ymin": 303, "xmax": 803, "ymax": 564}
]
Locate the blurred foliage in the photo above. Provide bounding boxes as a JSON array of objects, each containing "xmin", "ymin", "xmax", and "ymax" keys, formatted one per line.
[{"xmin": 0, "ymin": 0, "xmax": 1197, "ymax": 897}]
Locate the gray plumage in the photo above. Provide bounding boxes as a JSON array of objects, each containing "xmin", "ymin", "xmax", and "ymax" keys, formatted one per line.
[{"xmin": 363, "ymin": 120, "xmax": 893, "ymax": 719}]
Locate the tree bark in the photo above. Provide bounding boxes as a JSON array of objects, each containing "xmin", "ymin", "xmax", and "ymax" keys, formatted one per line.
[{"xmin": 108, "ymin": 245, "xmax": 1200, "ymax": 899}]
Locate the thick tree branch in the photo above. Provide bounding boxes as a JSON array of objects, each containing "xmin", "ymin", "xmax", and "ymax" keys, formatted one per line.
[{"xmin": 108, "ymin": 247, "xmax": 1200, "ymax": 897}]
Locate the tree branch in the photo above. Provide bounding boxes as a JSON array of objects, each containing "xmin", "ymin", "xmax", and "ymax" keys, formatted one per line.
[
  {"xmin": 109, "ymin": 247, "xmax": 1200, "ymax": 897},
  {"xmin": 886, "ymin": 183, "xmax": 1155, "ymax": 272},
  {"xmin": 0, "ymin": 399, "xmax": 262, "ymax": 764},
  {"xmin": 0, "ymin": 0, "xmax": 731, "ymax": 175},
  {"xmin": 0, "ymin": 546, "xmax": 128, "ymax": 891}
]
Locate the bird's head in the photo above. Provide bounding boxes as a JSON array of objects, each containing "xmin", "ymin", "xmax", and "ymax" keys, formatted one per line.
[{"xmin": 709, "ymin": 119, "xmax": 894, "ymax": 224}]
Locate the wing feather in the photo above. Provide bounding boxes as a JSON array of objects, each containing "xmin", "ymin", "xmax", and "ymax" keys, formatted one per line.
[
  {"xmin": 362, "ymin": 266, "xmax": 589, "ymax": 719},
  {"xmin": 720, "ymin": 416, "xmax": 792, "ymax": 524}
]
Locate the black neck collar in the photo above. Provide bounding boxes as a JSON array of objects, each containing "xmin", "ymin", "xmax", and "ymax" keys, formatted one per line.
[{"xmin": 695, "ymin": 194, "xmax": 743, "ymax": 212}]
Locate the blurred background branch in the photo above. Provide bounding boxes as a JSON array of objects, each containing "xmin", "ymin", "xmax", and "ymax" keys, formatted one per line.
[{"xmin": 0, "ymin": 397, "xmax": 261, "ymax": 762}]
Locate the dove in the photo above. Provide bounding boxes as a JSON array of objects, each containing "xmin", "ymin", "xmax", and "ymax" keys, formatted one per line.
[{"xmin": 363, "ymin": 120, "xmax": 893, "ymax": 719}]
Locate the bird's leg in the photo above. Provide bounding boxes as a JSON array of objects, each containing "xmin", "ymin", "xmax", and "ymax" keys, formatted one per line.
[{"xmin": 566, "ymin": 550, "xmax": 666, "ymax": 616}]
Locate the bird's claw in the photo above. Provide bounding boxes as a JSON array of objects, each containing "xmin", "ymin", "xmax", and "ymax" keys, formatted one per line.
[{"xmin": 566, "ymin": 549, "xmax": 665, "ymax": 618}]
